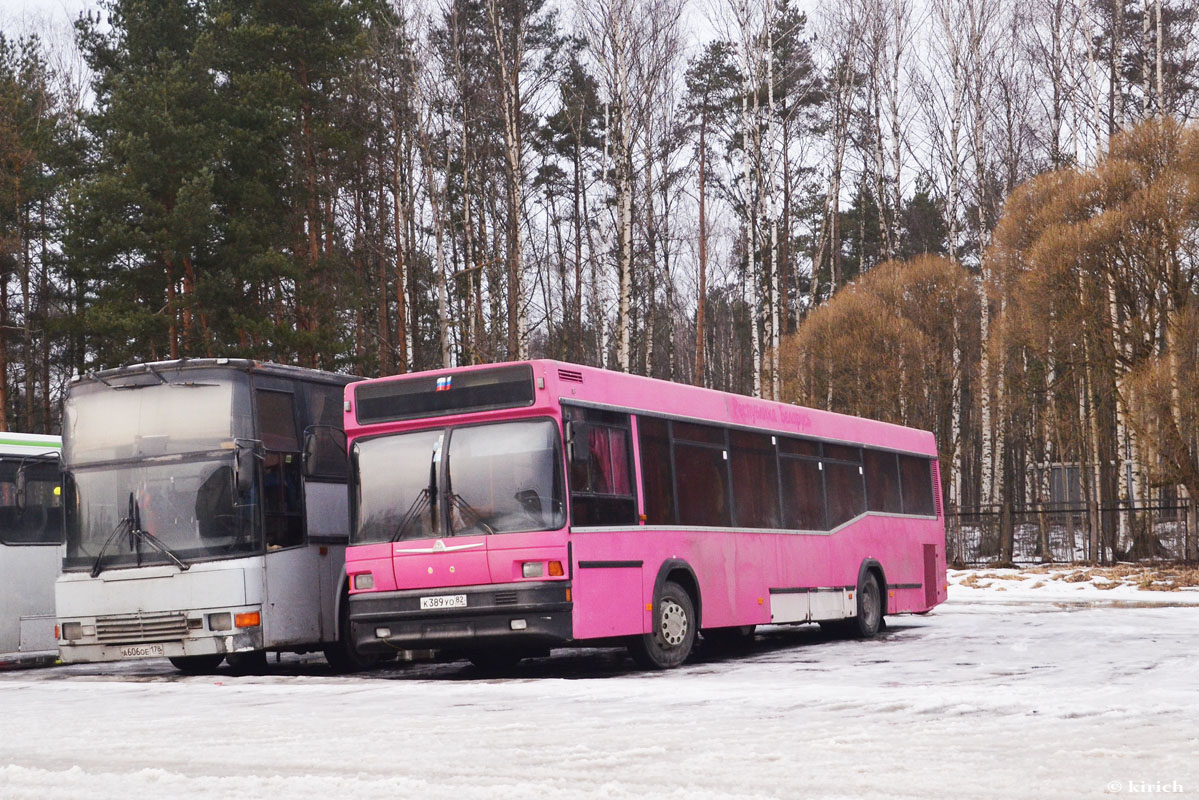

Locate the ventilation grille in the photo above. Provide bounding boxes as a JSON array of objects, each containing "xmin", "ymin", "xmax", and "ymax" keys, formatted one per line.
[
  {"xmin": 558, "ymin": 369, "xmax": 583, "ymax": 384},
  {"xmin": 96, "ymin": 611, "xmax": 189, "ymax": 644},
  {"xmin": 493, "ymin": 591, "xmax": 519, "ymax": 606},
  {"xmin": 932, "ymin": 460, "xmax": 944, "ymax": 517}
]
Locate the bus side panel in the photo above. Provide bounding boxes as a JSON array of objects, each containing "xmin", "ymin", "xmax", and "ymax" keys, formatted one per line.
[
  {"xmin": 569, "ymin": 531, "xmax": 645, "ymax": 639},
  {"xmin": 0, "ymin": 544, "xmax": 59, "ymax": 658},
  {"xmin": 683, "ymin": 529, "xmax": 774, "ymax": 630}
]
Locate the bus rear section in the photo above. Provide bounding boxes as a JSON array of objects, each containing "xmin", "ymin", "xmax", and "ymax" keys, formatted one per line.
[
  {"xmin": 54, "ymin": 360, "xmax": 366, "ymax": 673},
  {"xmin": 0, "ymin": 435, "xmax": 64, "ymax": 668},
  {"xmin": 345, "ymin": 360, "xmax": 947, "ymax": 670}
]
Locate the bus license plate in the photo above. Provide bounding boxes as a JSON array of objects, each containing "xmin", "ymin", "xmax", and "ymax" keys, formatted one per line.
[
  {"xmin": 119, "ymin": 644, "xmax": 165, "ymax": 659},
  {"xmin": 420, "ymin": 594, "xmax": 467, "ymax": 610}
]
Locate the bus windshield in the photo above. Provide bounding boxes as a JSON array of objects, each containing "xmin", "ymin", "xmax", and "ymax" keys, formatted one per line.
[
  {"xmin": 63, "ymin": 379, "xmax": 242, "ymax": 465},
  {"xmin": 63, "ymin": 456, "xmax": 258, "ymax": 571},
  {"xmin": 353, "ymin": 418, "xmax": 565, "ymax": 544}
]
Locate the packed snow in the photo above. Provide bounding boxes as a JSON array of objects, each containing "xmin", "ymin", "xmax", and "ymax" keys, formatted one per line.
[{"xmin": 1, "ymin": 569, "xmax": 1197, "ymax": 799}]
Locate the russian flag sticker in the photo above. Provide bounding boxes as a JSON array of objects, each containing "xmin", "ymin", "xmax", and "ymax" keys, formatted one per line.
[{"xmin": 435, "ymin": 376, "xmax": 452, "ymax": 391}]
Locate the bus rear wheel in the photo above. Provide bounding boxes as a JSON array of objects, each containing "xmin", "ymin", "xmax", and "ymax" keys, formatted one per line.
[
  {"xmin": 629, "ymin": 580, "xmax": 696, "ymax": 670},
  {"xmin": 168, "ymin": 654, "xmax": 224, "ymax": 674},
  {"xmin": 851, "ymin": 571, "xmax": 883, "ymax": 638}
]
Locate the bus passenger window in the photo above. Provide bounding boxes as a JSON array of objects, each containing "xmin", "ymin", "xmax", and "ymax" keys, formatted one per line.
[
  {"xmin": 674, "ymin": 442, "xmax": 731, "ymax": 528},
  {"xmin": 637, "ymin": 417, "xmax": 676, "ymax": 525},
  {"xmin": 568, "ymin": 408, "xmax": 635, "ymax": 526},
  {"xmin": 899, "ymin": 455, "xmax": 936, "ymax": 516},
  {"xmin": 864, "ymin": 449, "xmax": 902, "ymax": 513},
  {"xmin": 729, "ymin": 430, "xmax": 781, "ymax": 529},
  {"xmin": 780, "ymin": 457, "xmax": 826, "ymax": 530},
  {"xmin": 825, "ymin": 462, "xmax": 865, "ymax": 528}
]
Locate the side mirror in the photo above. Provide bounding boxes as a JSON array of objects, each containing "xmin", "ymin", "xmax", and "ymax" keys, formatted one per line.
[
  {"xmin": 302, "ymin": 425, "xmax": 349, "ymax": 480},
  {"xmin": 235, "ymin": 442, "xmax": 259, "ymax": 494},
  {"xmin": 14, "ymin": 465, "xmax": 26, "ymax": 511},
  {"xmin": 564, "ymin": 420, "xmax": 575, "ymax": 466}
]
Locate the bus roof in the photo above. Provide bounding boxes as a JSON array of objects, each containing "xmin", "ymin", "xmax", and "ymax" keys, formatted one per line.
[
  {"xmin": 349, "ymin": 359, "xmax": 938, "ymax": 458},
  {"xmin": 70, "ymin": 359, "xmax": 360, "ymax": 390}
]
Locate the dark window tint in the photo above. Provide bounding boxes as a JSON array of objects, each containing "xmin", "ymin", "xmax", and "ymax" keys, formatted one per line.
[
  {"xmin": 304, "ymin": 384, "xmax": 350, "ymax": 480},
  {"xmin": 638, "ymin": 417, "xmax": 675, "ymax": 525},
  {"xmin": 729, "ymin": 430, "xmax": 781, "ymax": 528},
  {"xmin": 864, "ymin": 449, "xmax": 902, "ymax": 513},
  {"xmin": 900, "ymin": 455, "xmax": 936, "ymax": 516},
  {"xmin": 780, "ymin": 458, "xmax": 825, "ymax": 530},
  {"xmin": 674, "ymin": 442, "xmax": 731, "ymax": 527},
  {"xmin": 355, "ymin": 364, "xmax": 534, "ymax": 423},
  {"xmin": 825, "ymin": 462, "xmax": 865, "ymax": 528},
  {"xmin": 672, "ymin": 421, "xmax": 726, "ymax": 445},
  {"xmin": 823, "ymin": 444, "xmax": 860, "ymax": 463},
  {"xmin": 0, "ymin": 459, "xmax": 64, "ymax": 545},
  {"xmin": 778, "ymin": 437, "xmax": 819, "ymax": 457},
  {"xmin": 263, "ymin": 451, "xmax": 304, "ymax": 548},
  {"xmin": 257, "ymin": 390, "xmax": 298, "ymax": 451},
  {"xmin": 568, "ymin": 409, "xmax": 636, "ymax": 527}
]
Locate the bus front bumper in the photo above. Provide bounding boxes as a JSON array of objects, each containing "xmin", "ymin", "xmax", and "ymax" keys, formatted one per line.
[{"xmin": 349, "ymin": 582, "xmax": 573, "ymax": 654}]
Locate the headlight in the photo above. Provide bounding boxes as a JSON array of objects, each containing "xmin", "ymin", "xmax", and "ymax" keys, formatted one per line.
[
  {"xmin": 61, "ymin": 622, "xmax": 83, "ymax": 641},
  {"xmin": 207, "ymin": 612, "xmax": 233, "ymax": 631},
  {"xmin": 353, "ymin": 573, "xmax": 374, "ymax": 590},
  {"xmin": 522, "ymin": 562, "xmax": 543, "ymax": 578}
]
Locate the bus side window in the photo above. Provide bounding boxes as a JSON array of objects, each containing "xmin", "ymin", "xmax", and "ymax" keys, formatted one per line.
[
  {"xmin": 864, "ymin": 449, "xmax": 902, "ymax": 513},
  {"xmin": 567, "ymin": 408, "xmax": 635, "ymax": 526},
  {"xmin": 256, "ymin": 390, "xmax": 304, "ymax": 549},
  {"xmin": 899, "ymin": 455, "xmax": 936, "ymax": 516},
  {"xmin": 637, "ymin": 417, "xmax": 676, "ymax": 525}
]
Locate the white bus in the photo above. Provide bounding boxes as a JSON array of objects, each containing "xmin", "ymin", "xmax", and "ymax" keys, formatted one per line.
[
  {"xmin": 0, "ymin": 433, "xmax": 64, "ymax": 668},
  {"xmin": 55, "ymin": 359, "xmax": 369, "ymax": 673}
]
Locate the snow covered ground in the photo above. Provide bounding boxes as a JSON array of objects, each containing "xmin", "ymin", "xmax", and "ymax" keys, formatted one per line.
[{"xmin": 2, "ymin": 570, "xmax": 1197, "ymax": 799}]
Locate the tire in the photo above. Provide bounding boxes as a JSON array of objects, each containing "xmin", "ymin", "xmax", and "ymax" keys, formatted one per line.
[
  {"xmin": 628, "ymin": 580, "xmax": 697, "ymax": 670},
  {"xmin": 324, "ymin": 592, "xmax": 381, "ymax": 673},
  {"xmin": 850, "ymin": 571, "xmax": 883, "ymax": 638},
  {"xmin": 702, "ymin": 625, "xmax": 756, "ymax": 652},
  {"xmin": 168, "ymin": 654, "xmax": 224, "ymax": 674}
]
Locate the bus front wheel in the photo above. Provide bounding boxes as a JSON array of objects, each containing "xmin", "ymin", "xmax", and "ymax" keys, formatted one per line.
[{"xmin": 629, "ymin": 581, "xmax": 696, "ymax": 670}]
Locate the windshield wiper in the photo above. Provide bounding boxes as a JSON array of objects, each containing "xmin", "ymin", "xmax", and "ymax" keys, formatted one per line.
[
  {"xmin": 90, "ymin": 515, "xmax": 134, "ymax": 578},
  {"xmin": 448, "ymin": 492, "xmax": 495, "ymax": 536},
  {"xmin": 391, "ymin": 487, "xmax": 432, "ymax": 542},
  {"xmin": 129, "ymin": 497, "xmax": 189, "ymax": 572},
  {"xmin": 129, "ymin": 525, "xmax": 190, "ymax": 573}
]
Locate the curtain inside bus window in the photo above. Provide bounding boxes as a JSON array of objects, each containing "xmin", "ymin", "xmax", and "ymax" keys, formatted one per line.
[
  {"xmin": 899, "ymin": 455, "xmax": 936, "ymax": 516},
  {"xmin": 780, "ymin": 457, "xmax": 826, "ymax": 531},
  {"xmin": 864, "ymin": 449, "xmax": 902, "ymax": 513},
  {"xmin": 728, "ymin": 430, "xmax": 781, "ymax": 529},
  {"xmin": 825, "ymin": 462, "xmax": 865, "ymax": 528},
  {"xmin": 569, "ymin": 416, "xmax": 635, "ymax": 527},
  {"xmin": 673, "ymin": 442, "xmax": 731, "ymax": 528},
  {"xmin": 637, "ymin": 417, "xmax": 676, "ymax": 525}
]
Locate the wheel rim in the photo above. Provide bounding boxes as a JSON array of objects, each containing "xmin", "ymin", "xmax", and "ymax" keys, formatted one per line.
[
  {"xmin": 658, "ymin": 598, "xmax": 688, "ymax": 647},
  {"xmin": 862, "ymin": 580, "xmax": 880, "ymax": 629}
]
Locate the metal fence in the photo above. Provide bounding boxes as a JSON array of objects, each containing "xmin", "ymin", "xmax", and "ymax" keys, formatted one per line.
[{"xmin": 946, "ymin": 502, "xmax": 1195, "ymax": 565}]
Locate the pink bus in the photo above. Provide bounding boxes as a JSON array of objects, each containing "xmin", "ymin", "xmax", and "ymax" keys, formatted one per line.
[{"xmin": 343, "ymin": 360, "xmax": 946, "ymax": 670}]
